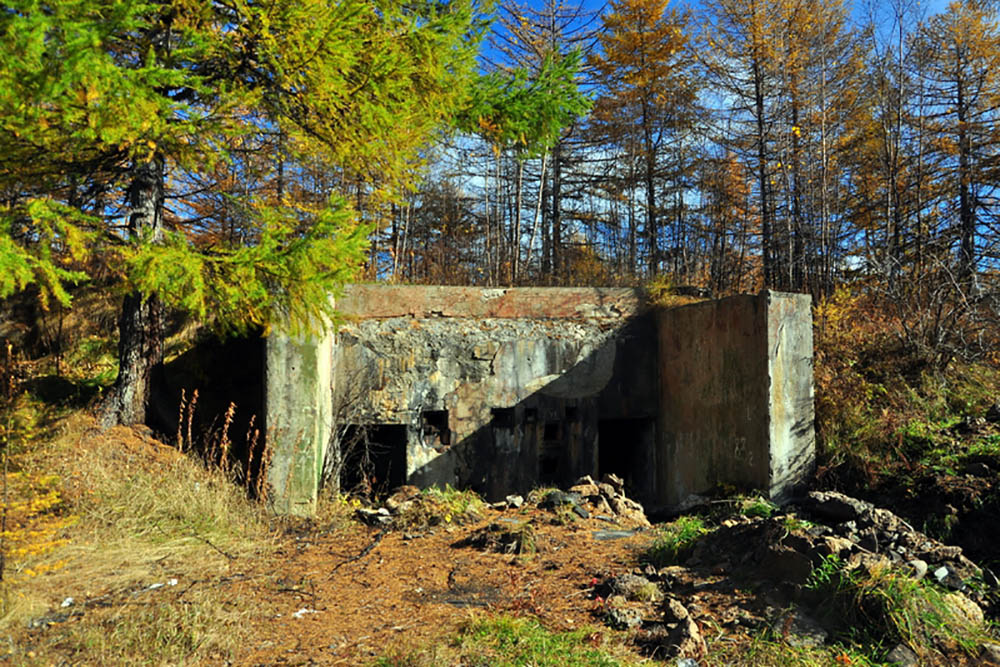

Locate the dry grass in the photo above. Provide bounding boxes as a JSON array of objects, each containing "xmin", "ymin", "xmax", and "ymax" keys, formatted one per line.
[{"xmin": 3, "ymin": 412, "xmax": 275, "ymax": 663}]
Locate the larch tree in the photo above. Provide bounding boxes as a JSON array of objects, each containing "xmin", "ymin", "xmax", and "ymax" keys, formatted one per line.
[
  {"xmin": 914, "ymin": 0, "xmax": 1000, "ymax": 281},
  {"xmin": 588, "ymin": 0, "xmax": 698, "ymax": 277},
  {"xmin": 699, "ymin": 0, "xmax": 784, "ymax": 287},
  {"xmin": 457, "ymin": 51, "xmax": 591, "ymax": 283},
  {"xmin": 489, "ymin": 0, "xmax": 600, "ymax": 281},
  {"xmin": 0, "ymin": 0, "xmax": 485, "ymax": 427}
]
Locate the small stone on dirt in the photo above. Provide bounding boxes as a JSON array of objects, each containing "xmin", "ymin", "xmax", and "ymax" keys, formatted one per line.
[
  {"xmin": 605, "ymin": 605, "xmax": 643, "ymax": 630},
  {"xmin": 886, "ymin": 643, "xmax": 919, "ymax": 666},
  {"xmin": 906, "ymin": 559, "xmax": 928, "ymax": 580},
  {"xmin": 772, "ymin": 608, "xmax": 827, "ymax": 648}
]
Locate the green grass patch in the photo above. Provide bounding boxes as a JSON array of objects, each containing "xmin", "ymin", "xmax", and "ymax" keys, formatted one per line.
[
  {"xmin": 705, "ymin": 631, "xmax": 876, "ymax": 666},
  {"xmin": 740, "ymin": 496, "xmax": 778, "ymax": 519},
  {"xmin": 374, "ymin": 615, "xmax": 632, "ymax": 666},
  {"xmin": 392, "ymin": 484, "xmax": 486, "ymax": 530},
  {"xmin": 453, "ymin": 616, "xmax": 626, "ymax": 666},
  {"xmin": 804, "ymin": 557, "xmax": 991, "ymax": 663},
  {"xmin": 641, "ymin": 515, "xmax": 709, "ymax": 567}
]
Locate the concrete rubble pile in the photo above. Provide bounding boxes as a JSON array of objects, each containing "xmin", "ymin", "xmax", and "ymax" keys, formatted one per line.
[
  {"xmin": 592, "ymin": 570, "xmax": 706, "ymax": 661},
  {"xmin": 490, "ymin": 473, "xmax": 652, "ymax": 529},
  {"xmin": 686, "ymin": 490, "xmax": 986, "ymax": 596},
  {"xmin": 592, "ymin": 490, "xmax": 1000, "ymax": 663},
  {"xmin": 354, "ymin": 485, "xmax": 446, "ymax": 528}
]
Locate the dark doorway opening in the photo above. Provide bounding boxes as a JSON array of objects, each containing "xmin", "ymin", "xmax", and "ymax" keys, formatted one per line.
[
  {"xmin": 539, "ymin": 421, "xmax": 564, "ymax": 484},
  {"xmin": 421, "ymin": 410, "xmax": 450, "ymax": 450},
  {"xmin": 340, "ymin": 424, "xmax": 408, "ymax": 496},
  {"xmin": 598, "ymin": 418, "xmax": 653, "ymax": 496}
]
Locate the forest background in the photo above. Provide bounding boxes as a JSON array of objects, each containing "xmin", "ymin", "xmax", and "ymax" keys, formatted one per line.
[{"xmin": 1, "ymin": 0, "xmax": 999, "ymax": 426}]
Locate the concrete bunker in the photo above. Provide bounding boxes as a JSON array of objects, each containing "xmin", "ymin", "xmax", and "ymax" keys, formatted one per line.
[{"xmin": 265, "ymin": 286, "xmax": 815, "ymax": 516}]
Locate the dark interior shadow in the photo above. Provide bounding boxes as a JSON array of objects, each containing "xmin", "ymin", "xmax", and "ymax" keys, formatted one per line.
[{"xmin": 335, "ymin": 315, "xmax": 663, "ymax": 507}]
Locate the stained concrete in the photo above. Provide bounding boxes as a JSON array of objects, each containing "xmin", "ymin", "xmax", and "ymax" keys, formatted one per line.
[
  {"xmin": 265, "ymin": 286, "xmax": 815, "ymax": 515},
  {"xmin": 656, "ymin": 291, "xmax": 815, "ymax": 506},
  {"xmin": 265, "ymin": 327, "xmax": 334, "ymax": 516}
]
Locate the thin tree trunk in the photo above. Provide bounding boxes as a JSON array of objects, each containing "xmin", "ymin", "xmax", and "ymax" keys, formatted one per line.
[
  {"xmin": 527, "ymin": 151, "xmax": 548, "ymax": 280},
  {"xmin": 513, "ymin": 160, "xmax": 524, "ymax": 284},
  {"xmin": 100, "ymin": 156, "xmax": 166, "ymax": 428},
  {"xmin": 550, "ymin": 141, "xmax": 563, "ymax": 281}
]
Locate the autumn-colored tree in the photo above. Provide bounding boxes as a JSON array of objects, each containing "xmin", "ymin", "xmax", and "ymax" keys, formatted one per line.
[
  {"xmin": 914, "ymin": 0, "xmax": 1000, "ymax": 280},
  {"xmin": 588, "ymin": 0, "xmax": 698, "ymax": 277},
  {"xmin": 700, "ymin": 151, "xmax": 757, "ymax": 293}
]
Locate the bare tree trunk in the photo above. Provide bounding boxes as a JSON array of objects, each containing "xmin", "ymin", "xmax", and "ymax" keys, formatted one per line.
[
  {"xmin": 512, "ymin": 160, "xmax": 524, "ymax": 283},
  {"xmin": 550, "ymin": 141, "xmax": 563, "ymax": 281},
  {"xmin": 100, "ymin": 156, "xmax": 166, "ymax": 428},
  {"xmin": 527, "ymin": 152, "xmax": 548, "ymax": 280}
]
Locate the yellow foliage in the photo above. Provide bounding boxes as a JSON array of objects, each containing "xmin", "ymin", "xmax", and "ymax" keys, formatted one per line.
[{"xmin": 0, "ymin": 468, "xmax": 74, "ymax": 579}]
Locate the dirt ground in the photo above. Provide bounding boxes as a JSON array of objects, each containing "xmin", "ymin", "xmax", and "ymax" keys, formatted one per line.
[
  {"xmin": 11, "ymin": 417, "xmax": 997, "ymax": 666},
  {"xmin": 235, "ymin": 511, "xmax": 654, "ymax": 664}
]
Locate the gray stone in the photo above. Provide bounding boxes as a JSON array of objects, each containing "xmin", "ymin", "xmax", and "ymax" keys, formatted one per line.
[
  {"xmin": 569, "ymin": 483, "xmax": 600, "ymax": 497},
  {"xmin": 356, "ymin": 508, "xmax": 392, "ymax": 526},
  {"xmin": 667, "ymin": 617, "xmax": 706, "ymax": 659},
  {"xmin": 505, "ymin": 494, "xmax": 524, "ymax": 508},
  {"xmin": 540, "ymin": 491, "xmax": 580, "ymax": 509},
  {"xmin": 607, "ymin": 574, "xmax": 660, "ymax": 602},
  {"xmin": 598, "ymin": 483, "xmax": 618, "ymax": 498},
  {"xmin": 602, "ymin": 472, "xmax": 625, "ymax": 491},
  {"xmin": 605, "ymin": 606, "xmax": 643, "ymax": 630},
  {"xmin": 943, "ymin": 592, "xmax": 984, "ymax": 627},
  {"xmin": 593, "ymin": 529, "xmax": 637, "ymax": 541},
  {"xmin": 772, "ymin": 609, "xmax": 827, "ymax": 648},
  {"xmin": 663, "ymin": 598, "xmax": 689, "ymax": 622},
  {"xmin": 906, "ymin": 559, "xmax": 928, "ymax": 580},
  {"xmin": 886, "ymin": 643, "xmax": 919, "ymax": 666},
  {"xmin": 807, "ymin": 491, "xmax": 871, "ymax": 523}
]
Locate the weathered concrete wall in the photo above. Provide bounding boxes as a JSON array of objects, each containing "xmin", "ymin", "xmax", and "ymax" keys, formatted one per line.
[
  {"xmin": 766, "ymin": 292, "xmax": 816, "ymax": 500},
  {"xmin": 264, "ymin": 285, "xmax": 815, "ymax": 516},
  {"xmin": 331, "ymin": 286, "xmax": 657, "ymax": 501},
  {"xmin": 656, "ymin": 291, "xmax": 815, "ymax": 507},
  {"xmin": 265, "ymin": 328, "xmax": 334, "ymax": 516},
  {"xmin": 335, "ymin": 285, "xmax": 645, "ymax": 320}
]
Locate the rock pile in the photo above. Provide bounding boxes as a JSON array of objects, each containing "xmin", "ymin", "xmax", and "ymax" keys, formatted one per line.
[
  {"xmin": 592, "ymin": 571, "xmax": 706, "ymax": 660},
  {"xmin": 801, "ymin": 490, "xmax": 983, "ymax": 589},
  {"xmin": 355, "ymin": 485, "xmax": 424, "ymax": 527},
  {"xmin": 520, "ymin": 473, "xmax": 651, "ymax": 528},
  {"xmin": 685, "ymin": 490, "xmax": 985, "ymax": 599},
  {"xmin": 356, "ymin": 474, "xmax": 651, "ymax": 530},
  {"xmin": 591, "ymin": 489, "xmax": 1000, "ymax": 662}
]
